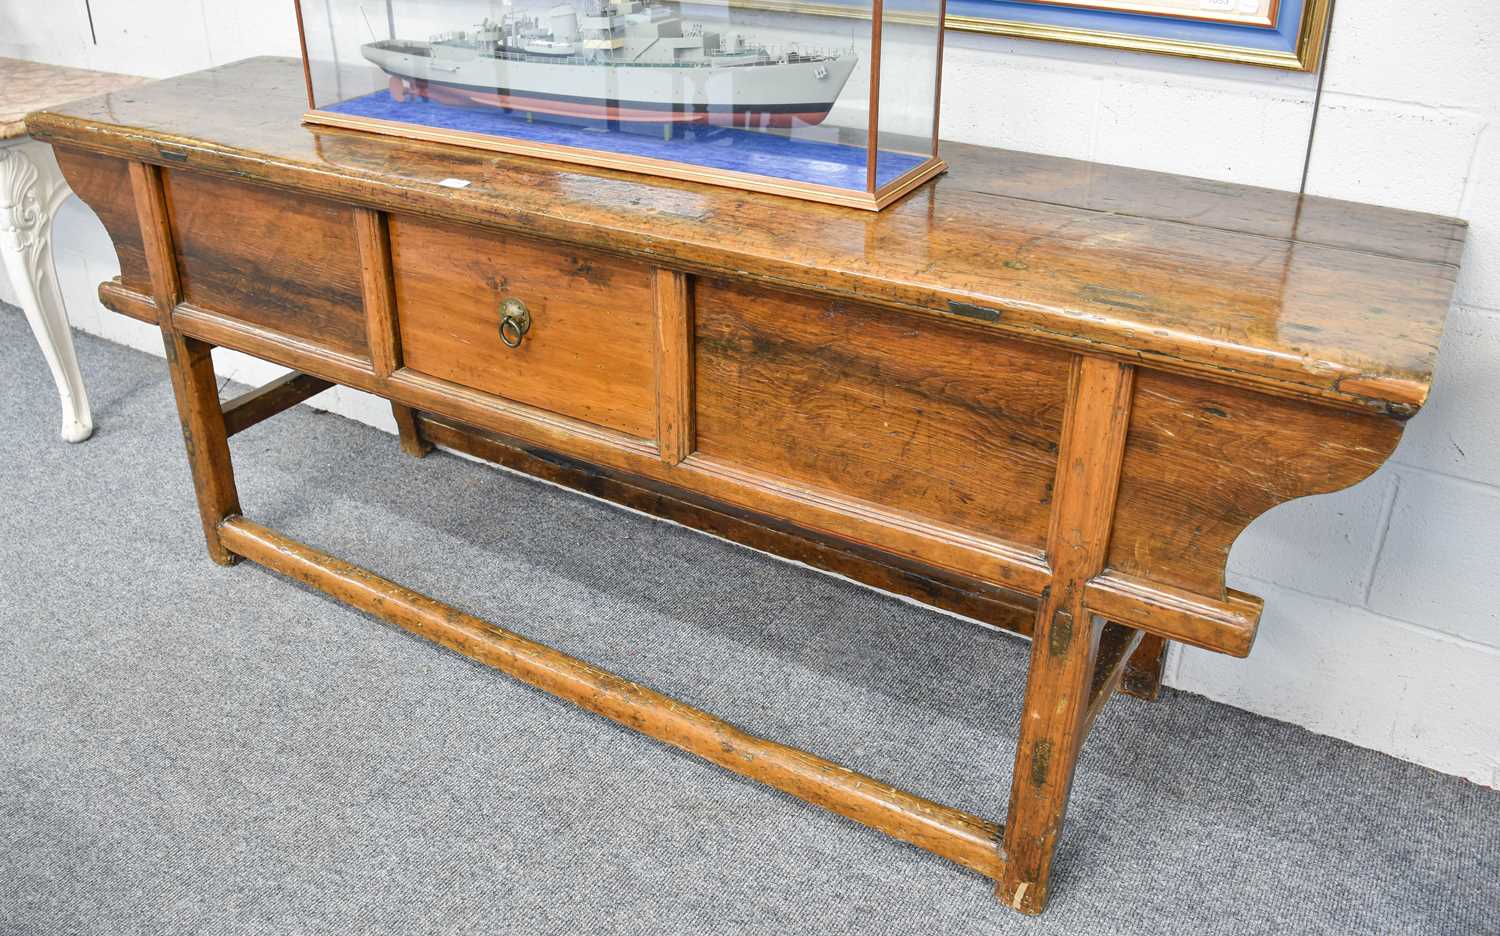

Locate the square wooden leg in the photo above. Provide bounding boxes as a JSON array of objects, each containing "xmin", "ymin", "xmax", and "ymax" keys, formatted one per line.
[
  {"xmin": 999, "ymin": 355, "xmax": 1136, "ymax": 914},
  {"xmin": 160, "ymin": 331, "xmax": 241, "ymax": 565},
  {"xmin": 1121, "ymin": 633, "xmax": 1169, "ymax": 701},
  {"xmin": 999, "ymin": 609, "xmax": 1104, "ymax": 913},
  {"xmin": 131, "ymin": 160, "xmax": 241, "ymax": 565},
  {"xmin": 393, "ymin": 403, "xmax": 432, "ymax": 458}
]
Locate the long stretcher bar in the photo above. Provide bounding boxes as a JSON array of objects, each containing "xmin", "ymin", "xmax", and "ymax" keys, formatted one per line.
[{"xmin": 215, "ymin": 514, "xmax": 1010, "ymax": 879}]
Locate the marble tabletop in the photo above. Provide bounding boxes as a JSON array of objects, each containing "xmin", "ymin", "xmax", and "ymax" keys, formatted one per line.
[{"xmin": 1, "ymin": 57, "xmax": 143, "ymax": 140}]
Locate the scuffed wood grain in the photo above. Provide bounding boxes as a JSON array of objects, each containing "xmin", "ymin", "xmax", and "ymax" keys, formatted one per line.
[
  {"xmin": 164, "ymin": 169, "xmax": 370, "ymax": 359},
  {"xmin": 1001, "ymin": 356, "xmax": 1135, "ymax": 915},
  {"xmin": 50, "ymin": 65, "xmax": 1463, "ymax": 916},
  {"xmin": 53, "ymin": 148, "xmax": 150, "ymax": 291},
  {"xmin": 391, "ymin": 214, "xmax": 657, "ymax": 439},
  {"xmin": 221, "ymin": 370, "xmax": 332, "ymax": 437},
  {"xmin": 654, "ymin": 269, "xmax": 695, "ymax": 464},
  {"xmin": 218, "ymin": 515, "xmax": 1008, "ymax": 881},
  {"xmin": 695, "ymin": 277, "xmax": 1071, "ymax": 553},
  {"xmin": 1109, "ymin": 369, "xmax": 1402, "ymax": 597},
  {"xmin": 25, "ymin": 57, "xmax": 1464, "ymax": 415}
]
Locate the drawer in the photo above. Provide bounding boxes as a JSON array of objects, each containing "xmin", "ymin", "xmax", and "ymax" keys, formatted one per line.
[
  {"xmin": 693, "ymin": 279, "xmax": 1073, "ymax": 552},
  {"xmin": 164, "ymin": 171, "xmax": 370, "ymax": 359},
  {"xmin": 390, "ymin": 217, "xmax": 658, "ymax": 440}
]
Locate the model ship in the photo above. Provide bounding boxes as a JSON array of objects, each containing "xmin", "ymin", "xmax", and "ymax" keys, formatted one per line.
[{"xmin": 362, "ymin": 0, "xmax": 859, "ymax": 127}]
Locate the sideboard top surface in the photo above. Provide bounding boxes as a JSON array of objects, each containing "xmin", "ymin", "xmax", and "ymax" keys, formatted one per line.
[{"xmin": 27, "ymin": 57, "xmax": 1466, "ymax": 416}]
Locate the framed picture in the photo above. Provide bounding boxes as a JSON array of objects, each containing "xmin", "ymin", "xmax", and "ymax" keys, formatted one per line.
[
  {"xmin": 746, "ymin": 0, "xmax": 1331, "ymax": 71},
  {"xmin": 943, "ymin": 0, "xmax": 1332, "ymax": 70}
]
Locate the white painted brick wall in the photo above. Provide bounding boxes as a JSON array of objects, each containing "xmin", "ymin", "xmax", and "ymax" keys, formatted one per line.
[
  {"xmin": 3, "ymin": 0, "xmax": 1496, "ymax": 785},
  {"xmin": 1456, "ymin": 126, "xmax": 1500, "ymax": 311},
  {"xmin": 1367, "ymin": 473, "xmax": 1500, "ymax": 643},
  {"xmin": 1395, "ymin": 305, "xmax": 1500, "ymax": 483}
]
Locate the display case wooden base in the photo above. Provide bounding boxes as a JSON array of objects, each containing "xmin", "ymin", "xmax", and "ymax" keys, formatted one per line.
[
  {"xmin": 28, "ymin": 57, "xmax": 1464, "ymax": 916},
  {"xmin": 304, "ymin": 110, "xmax": 950, "ymax": 210}
]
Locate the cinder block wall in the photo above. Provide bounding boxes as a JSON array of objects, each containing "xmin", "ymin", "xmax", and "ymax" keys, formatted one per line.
[{"xmin": 3, "ymin": 0, "xmax": 1495, "ymax": 784}]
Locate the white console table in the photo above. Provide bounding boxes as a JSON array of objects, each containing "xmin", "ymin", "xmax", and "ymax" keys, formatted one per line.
[{"xmin": 1, "ymin": 58, "xmax": 141, "ymax": 442}]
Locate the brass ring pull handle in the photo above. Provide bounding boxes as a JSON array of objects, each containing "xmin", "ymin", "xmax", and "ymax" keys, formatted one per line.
[{"xmin": 498, "ymin": 297, "xmax": 532, "ymax": 348}]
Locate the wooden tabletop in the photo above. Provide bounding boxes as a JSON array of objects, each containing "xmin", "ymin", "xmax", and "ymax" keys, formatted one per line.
[
  {"xmin": 0, "ymin": 57, "xmax": 142, "ymax": 140},
  {"xmin": 25, "ymin": 57, "xmax": 1465, "ymax": 415}
]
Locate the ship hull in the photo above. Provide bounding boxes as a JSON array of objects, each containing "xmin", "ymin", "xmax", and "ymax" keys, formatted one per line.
[{"xmin": 367, "ymin": 43, "xmax": 858, "ymax": 128}]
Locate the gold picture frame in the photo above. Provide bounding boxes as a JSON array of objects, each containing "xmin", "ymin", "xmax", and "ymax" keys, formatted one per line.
[{"xmin": 744, "ymin": 0, "xmax": 1332, "ymax": 71}]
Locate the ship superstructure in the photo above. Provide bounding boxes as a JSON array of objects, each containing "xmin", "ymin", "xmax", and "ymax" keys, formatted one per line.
[{"xmin": 363, "ymin": 0, "xmax": 859, "ymax": 126}]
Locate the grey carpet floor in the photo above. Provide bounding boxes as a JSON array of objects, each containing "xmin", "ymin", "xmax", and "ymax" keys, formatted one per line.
[{"xmin": 1, "ymin": 303, "xmax": 1496, "ymax": 936}]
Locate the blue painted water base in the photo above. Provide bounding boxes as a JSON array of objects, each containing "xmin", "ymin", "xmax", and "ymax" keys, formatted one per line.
[{"xmin": 324, "ymin": 90, "xmax": 924, "ymax": 192}]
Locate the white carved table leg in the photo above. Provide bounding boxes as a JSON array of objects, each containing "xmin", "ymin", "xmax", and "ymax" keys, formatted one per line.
[{"xmin": 1, "ymin": 139, "xmax": 92, "ymax": 442}]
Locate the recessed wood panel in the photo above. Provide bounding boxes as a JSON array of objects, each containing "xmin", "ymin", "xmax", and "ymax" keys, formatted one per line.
[
  {"xmin": 1108, "ymin": 370, "xmax": 1402, "ymax": 597},
  {"xmin": 390, "ymin": 216, "xmax": 657, "ymax": 440},
  {"xmin": 163, "ymin": 170, "xmax": 369, "ymax": 358},
  {"xmin": 53, "ymin": 148, "xmax": 150, "ymax": 292},
  {"xmin": 694, "ymin": 279, "xmax": 1071, "ymax": 553}
]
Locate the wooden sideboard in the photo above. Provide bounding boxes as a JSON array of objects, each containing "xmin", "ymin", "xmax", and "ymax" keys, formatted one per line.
[{"xmin": 28, "ymin": 57, "xmax": 1465, "ymax": 915}]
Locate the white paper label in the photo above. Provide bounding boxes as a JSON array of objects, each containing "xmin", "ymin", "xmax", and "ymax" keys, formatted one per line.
[
  {"xmin": 438, "ymin": 178, "xmax": 472, "ymax": 189},
  {"xmin": 1199, "ymin": 0, "xmax": 1235, "ymax": 10}
]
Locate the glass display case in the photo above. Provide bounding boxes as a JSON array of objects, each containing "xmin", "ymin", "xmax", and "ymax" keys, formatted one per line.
[{"xmin": 295, "ymin": 0, "xmax": 948, "ymax": 209}]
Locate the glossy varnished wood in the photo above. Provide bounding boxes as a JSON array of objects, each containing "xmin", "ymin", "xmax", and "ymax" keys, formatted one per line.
[
  {"xmin": 36, "ymin": 58, "xmax": 1466, "ymax": 918},
  {"xmin": 28, "ymin": 58, "xmax": 1463, "ymax": 415},
  {"xmin": 216, "ymin": 515, "xmax": 1008, "ymax": 879},
  {"xmin": 654, "ymin": 269, "xmax": 695, "ymax": 465},
  {"xmin": 1085, "ymin": 573, "xmax": 1260, "ymax": 656},
  {"xmin": 1083, "ymin": 623, "xmax": 1145, "ymax": 740},
  {"xmin": 1001, "ymin": 356, "xmax": 1134, "ymax": 913},
  {"xmin": 1121, "ymin": 633, "xmax": 1169, "ymax": 701},
  {"xmin": 130, "ymin": 163, "xmax": 241, "ymax": 565},
  {"xmin": 352, "ymin": 206, "xmax": 431, "ymax": 458},
  {"xmin": 162, "ymin": 169, "xmax": 370, "ymax": 359},
  {"xmin": 389, "ymin": 215, "xmax": 658, "ymax": 440},
  {"xmin": 1110, "ymin": 370, "xmax": 1401, "ymax": 597},
  {"xmin": 93, "ymin": 275, "xmax": 1361, "ymax": 657},
  {"xmin": 221, "ymin": 370, "xmax": 332, "ymax": 437},
  {"xmin": 158, "ymin": 331, "xmax": 241, "ymax": 566},
  {"xmin": 414, "ymin": 409, "xmax": 1041, "ymax": 639},
  {"xmin": 694, "ymin": 278, "xmax": 1070, "ymax": 555},
  {"xmin": 354, "ymin": 207, "xmax": 400, "ymax": 376},
  {"xmin": 54, "ymin": 147, "xmax": 149, "ymax": 291}
]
